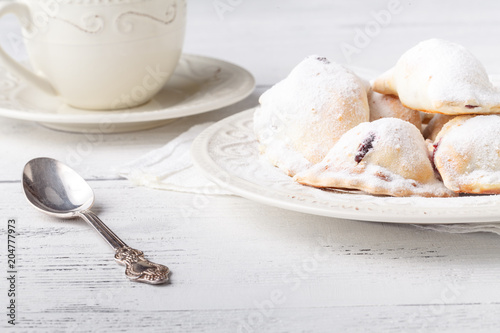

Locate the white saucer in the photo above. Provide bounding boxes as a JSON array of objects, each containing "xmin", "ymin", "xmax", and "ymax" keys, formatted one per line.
[
  {"xmin": 192, "ymin": 108, "xmax": 500, "ymax": 224},
  {"xmin": 0, "ymin": 54, "xmax": 255, "ymax": 133}
]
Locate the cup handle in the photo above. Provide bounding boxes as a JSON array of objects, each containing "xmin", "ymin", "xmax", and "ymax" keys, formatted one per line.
[{"xmin": 0, "ymin": 2, "xmax": 57, "ymax": 96}]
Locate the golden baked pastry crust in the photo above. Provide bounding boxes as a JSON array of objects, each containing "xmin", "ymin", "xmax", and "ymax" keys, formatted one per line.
[
  {"xmin": 368, "ymin": 90, "xmax": 422, "ymax": 131},
  {"xmin": 433, "ymin": 115, "xmax": 500, "ymax": 194},
  {"xmin": 422, "ymin": 114, "xmax": 455, "ymax": 141}
]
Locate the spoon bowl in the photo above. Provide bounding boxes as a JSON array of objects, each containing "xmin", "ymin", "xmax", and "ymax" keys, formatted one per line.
[
  {"xmin": 22, "ymin": 157, "xmax": 170, "ymax": 285},
  {"xmin": 23, "ymin": 157, "xmax": 94, "ymax": 218}
]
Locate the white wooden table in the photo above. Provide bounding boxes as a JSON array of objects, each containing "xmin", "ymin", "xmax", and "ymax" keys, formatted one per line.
[{"xmin": 1, "ymin": 1, "xmax": 500, "ymax": 332}]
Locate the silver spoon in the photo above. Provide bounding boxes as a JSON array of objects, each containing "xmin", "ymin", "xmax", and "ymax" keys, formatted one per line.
[{"xmin": 22, "ymin": 157, "xmax": 170, "ymax": 285}]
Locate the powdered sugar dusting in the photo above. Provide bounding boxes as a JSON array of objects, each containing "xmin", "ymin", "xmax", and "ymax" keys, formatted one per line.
[
  {"xmin": 375, "ymin": 38, "xmax": 500, "ymax": 114},
  {"xmin": 254, "ymin": 55, "xmax": 369, "ymax": 175},
  {"xmin": 411, "ymin": 39, "xmax": 497, "ymax": 103},
  {"xmin": 434, "ymin": 115, "xmax": 500, "ymax": 193},
  {"xmin": 295, "ymin": 118, "xmax": 454, "ymax": 197}
]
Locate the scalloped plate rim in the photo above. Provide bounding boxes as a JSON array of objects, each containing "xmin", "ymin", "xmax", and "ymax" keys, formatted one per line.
[{"xmin": 191, "ymin": 108, "xmax": 500, "ymax": 224}]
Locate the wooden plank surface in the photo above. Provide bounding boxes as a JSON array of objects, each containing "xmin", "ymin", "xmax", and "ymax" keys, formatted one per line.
[
  {"xmin": 1, "ymin": 0, "xmax": 500, "ymax": 332},
  {"xmin": 1, "ymin": 180, "xmax": 500, "ymax": 332}
]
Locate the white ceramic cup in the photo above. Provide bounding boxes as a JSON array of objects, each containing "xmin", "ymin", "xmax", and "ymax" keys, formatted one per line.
[{"xmin": 0, "ymin": 0, "xmax": 186, "ymax": 110}]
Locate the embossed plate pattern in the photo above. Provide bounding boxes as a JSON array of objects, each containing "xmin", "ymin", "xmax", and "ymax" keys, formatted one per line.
[
  {"xmin": 192, "ymin": 108, "xmax": 500, "ymax": 224},
  {"xmin": 0, "ymin": 54, "xmax": 255, "ymax": 132}
]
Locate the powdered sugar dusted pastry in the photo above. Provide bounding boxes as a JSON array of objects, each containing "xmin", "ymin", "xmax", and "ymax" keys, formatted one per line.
[
  {"xmin": 433, "ymin": 115, "xmax": 500, "ymax": 194},
  {"xmin": 372, "ymin": 39, "xmax": 500, "ymax": 115},
  {"xmin": 422, "ymin": 114, "xmax": 455, "ymax": 141},
  {"xmin": 254, "ymin": 55, "xmax": 370, "ymax": 176},
  {"xmin": 294, "ymin": 118, "xmax": 454, "ymax": 197},
  {"xmin": 368, "ymin": 90, "xmax": 422, "ymax": 130}
]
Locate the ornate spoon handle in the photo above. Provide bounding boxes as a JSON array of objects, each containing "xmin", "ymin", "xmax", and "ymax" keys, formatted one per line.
[
  {"xmin": 114, "ymin": 247, "xmax": 170, "ymax": 285},
  {"xmin": 78, "ymin": 210, "xmax": 170, "ymax": 285}
]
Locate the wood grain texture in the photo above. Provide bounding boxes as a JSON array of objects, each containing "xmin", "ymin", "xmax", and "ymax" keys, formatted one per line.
[
  {"xmin": 1, "ymin": 1, "xmax": 500, "ymax": 332},
  {"xmin": 1, "ymin": 181, "xmax": 500, "ymax": 332}
]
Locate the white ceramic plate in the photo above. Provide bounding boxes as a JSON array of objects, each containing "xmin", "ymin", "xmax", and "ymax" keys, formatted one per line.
[
  {"xmin": 192, "ymin": 108, "xmax": 500, "ymax": 224},
  {"xmin": 0, "ymin": 54, "xmax": 255, "ymax": 133}
]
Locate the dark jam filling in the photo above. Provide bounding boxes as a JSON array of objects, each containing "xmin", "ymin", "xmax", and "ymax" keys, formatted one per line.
[
  {"xmin": 355, "ymin": 132, "xmax": 376, "ymax": 163},
  {"xmin": 431, "ymin": 139, "xmax": 441, "ymax": 163},
  {"xmin": 316, "ymin": 56, "xmax": 330, "ymax": 64},
  {"xmin": 465, "ymin": 105, "xmax": 479, "ymax": 109},
  {"xmin": 430, "ymin": 139, "xmax": 442, "ymax": 178}
]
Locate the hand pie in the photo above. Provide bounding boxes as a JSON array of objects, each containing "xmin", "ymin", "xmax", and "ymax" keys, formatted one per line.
[
  {"xmin": 254, "ymin": 55, "xmax": 370, "ymax": 176},
  {"xmin": 294, "ymin": 118, "xmax": 455, "ymax": 197},
  {"xmin": 372, "ymin": 39, "xmax": 500, "ymax": 115},
  {"xmin": 368, "ymin": 90, "xmax": 422, "ymax": 131},
  {"xmin": 433, "ymin": 115, "xmax": 500, "ymax": 194}
]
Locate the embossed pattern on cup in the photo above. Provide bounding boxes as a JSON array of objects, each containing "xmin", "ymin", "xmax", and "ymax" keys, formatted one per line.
[{"xmin": 1, "ymin": 0, "xmax": 187, "ymax": 110}]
